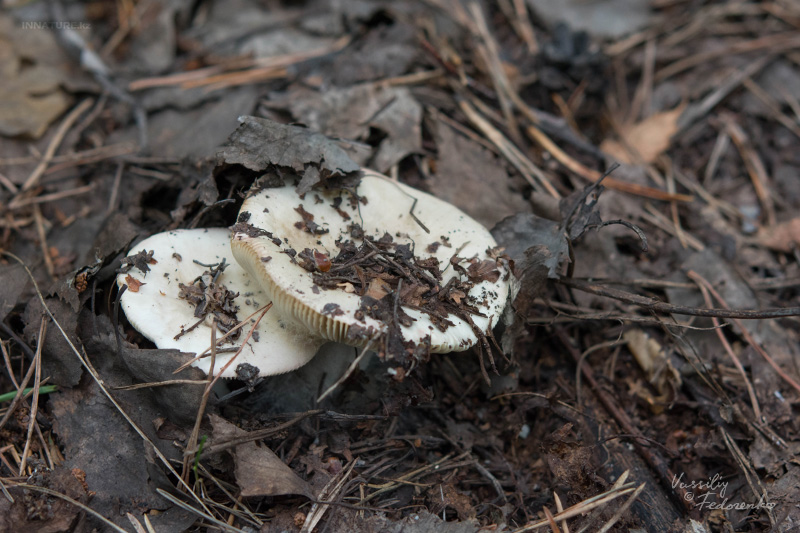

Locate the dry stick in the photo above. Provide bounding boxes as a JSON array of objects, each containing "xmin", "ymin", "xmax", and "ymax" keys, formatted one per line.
[
  {"xmin": 156, "ymin": 489, "xmax": 244, "ymax": 533},
  {"xmin": 142, "ymin": 513, "xmax": 158, "ymax": 533},
  {"xmin": 575, "ymin": 339, "xmax": 625, "ymax": 409},
  {"xmin": 558, "ymin": 277, "xmax": 800, "ymax": 319},
  {"xmin": 0, "ymin": 215, "xmax": 33, "ymax": 230},
  {"xmin": 1, "ymin": 253, "xmax": 213, "ymax": 514},
  {"xmin": 34, "ymin": 417, "xmax": 54, "ymax": 470},
  {"xmin": 377, "ymin": 69, "xmax": 444, "ymax": 88},
  {"xmin": 458, "ymin": 99, "xmax": 560, "ymax": 198},
  {"xmin": 629, "ymin": 38, "xmax": 656, "ymax": 123},
  {"xmin": 551, "ymin": 91, "xmax": 580, "ymax": 133},
  {"xmin": 655, "ymin": 31, "xmax": 800, "ymax": 81},
  {"xmin": 513, "ymin": 0, "xmax": 538, "ymax": 53},
  {"xmin": 542, "ymin": 507, "xmax": 562, "ymax": 533},
  {"xmin": 134, "ymin": 35, "xmax": 350, "ymax": 90},
  {"xmin": 20, "ymin": 99, "xmax": 94, "ymax": 192},
  {"xmin": 511, "ymin": 482, "xmax": 638, "ymax": 532},
  {"xmin": 677, "ymin": 55, "xmax": 774, "ymax": 133},
  {"xmin": 127, "ymin": 58, "xmax": 255, "ymax": 90},
  {"xmin": 112, "ymin": 379, "xmax": 208, "ymax": 391},
  {"xmin": 9, "ymin": 183, "xmax": 96, "ymax": 210},
  {"xmin": 552, "ymin": 492, "xmax": 569, "ymax": 533},
  {"xmin": 640, "ymin": 204, "xmax": 705, "ymax": 251},
  {"xmin": 198, "ymin": 410, "xmax": 323, "ymax": 457},
  {"xmin": 742, "ymin": 76, "xmax": 800, "ymax": 140},
  {"xmin": 0, "ymin": 339, "xmax": 21, "ymax": 389},
  {"xmin": 360, "ymin": 453, "xmax": 461, "ymax": 504},
  {"xmin": 0, "ymin": 477, "xmax": 14, "ymax": 503},
  {"xmin": 0, "ymin": 172, "xmax": 17, "ymax": 194},
  {"xmin": 524, "ymin": 125, "xmax": 694, "ymax": 202},
  {"xmin": 762, "ymin": 2, "xmax": 800, "ymax": 30},
  {"xmin": 206, "ymin": 304, "xmax": 271, "ymax": 383},
  {"xmin": 157, "ymin": 37, "xmax": 348, "ymax": 92},
  {"xmin": 18, "ymin": 319, "xmax": 45, "ymax": 476},
  {"xmin": 595, "ymin": 483, "xmax": 647, "ymax": 533},
  {"xmin": 687, "ymin": 270, "xmax": 800, "ymax": 396},
  {"xmin": 43, "ymin": 142, "xmax": 137, "ymax": 175},
  {"xmin": 468, "ymin": 1, "xmax": 521, "ymax": 144},
  {"xmin": 32, "ymin": 206, "xmax": 55, "ymax": 280},
  {"xmin": 67, "ymin": 92, "xmax": 109, "ymax": 143},
  {"xmin": 126, "ymin": 513, "xmax": 147, "ymax": 533},
  {"xmin": 720, "ymin": 429, "xmax": 776, "ymax": 527},
  {"xmin": 196, "ymin": 462, "xmax": 263, "ymax": 527},
  {"xmin": 183, "ymin": 305, "xmax": 273, "ymax": 461},
  {"xmin": 688, "ymin": 272, "xmax": 762, "ymax": 419},
  {"xmin": 301, "ymin": 459, "xmax": 357, "ymax": 533},
  {"xmin": 106, "ymin": 162, "xmax": 124, "ymax": 216},
  {"xmin": 528, "ymin": 307, "xmax": 731, "ymax": 328},
  {"xmin": 100, "ymin": 0, "xmax": 143, "ymax": 57},
  {"xmin": 317, "ymin": 337, "xmax": 376, "ymax": 403},
  {"xmin": 0, "ymin": 444, "xmax": 16, "ymax": 469},
  {"xmin": 195, "ymin": 67, "xmax": 288, "ymax": 93},
  {"xmin": 662, "ymin": 2, "xmax": 763, "ymax": 48},
  {"xmin": 664, "ymin": 161, "xmax": 689, "ymax": 250},
  {"xmin": 0, "ymin": 340, "xmax": 40, "ymax": 431},
  {"xmin": 182, "ymin": 319, "xmax": 218, "ymax": 485},
  {"xmin": 703, "ymin": 129, "xmax": 731, "ymax": 185},
  {"xmin": 722, "ymin": 115, "xmax": 777, "ymax": 226},
  {"xmin": 435, "ymin": 107, "xmax": 509, "ymax": 154},
  {"xmin": 496, "ymin": 0, "xmax": 537, "ymax": 54},
  {"xmin": 173, "ymin": 303, "xmax": 271, "ymax": 374}
]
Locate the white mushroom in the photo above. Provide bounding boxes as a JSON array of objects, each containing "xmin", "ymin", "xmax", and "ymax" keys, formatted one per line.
[
  {"xmin": 231, "ymin": 170, "xmax": 510, "ymax": 359},
  {"xmin": 116, "ymin": 228, "xmax": 323, "ymax": 378}
]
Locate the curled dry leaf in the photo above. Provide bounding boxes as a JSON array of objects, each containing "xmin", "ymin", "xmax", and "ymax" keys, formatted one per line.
[{"xmin": 624, "ymin": 329, "xmax": 681, "ymax": 411}]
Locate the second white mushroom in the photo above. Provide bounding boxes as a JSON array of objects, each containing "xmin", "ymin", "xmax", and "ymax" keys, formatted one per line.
[{"xmin": 116, "ymin": 228, "xmax": 323, "ymax": 378}]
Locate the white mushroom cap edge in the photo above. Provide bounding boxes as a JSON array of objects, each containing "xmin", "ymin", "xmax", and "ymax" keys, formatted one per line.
[
  {"xmin": 231, "ymin": 170, "xmax": 510, "ymax": 355},
  {"xmin": 116, "ymin": 228, "xmax": 323, "ymax": 378}
]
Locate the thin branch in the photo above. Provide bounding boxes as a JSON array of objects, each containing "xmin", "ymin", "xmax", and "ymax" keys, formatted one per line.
[{"xmin": 558, "ymin": 278, "xmax": 800, "ymax": 319}]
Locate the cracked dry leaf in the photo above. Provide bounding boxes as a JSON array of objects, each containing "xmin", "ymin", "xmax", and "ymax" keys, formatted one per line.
[
  {"xmin": 0, "ymin": 31, "xmax": 71, "ymax": 138},
  {"xmin": 218, "ymin": 116, "xmax": 360, "ymax": 193}
]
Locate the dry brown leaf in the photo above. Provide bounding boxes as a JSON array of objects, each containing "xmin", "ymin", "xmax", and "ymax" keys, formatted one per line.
[
  {"xmin": 0, "ymin": 17, "xmax": 72, "ymax": 138},
  {"xmin": 209, "ymin": 415, "xmax": 314, "ymax": 499},
  {"xmin": 601, "ymin": 105, "xmax": 685, "ymax": 164},
  {"xmin": 757, "ymin": 217, "xmax": 800, "ymax": 252},
  {"xmin": 125, "ymin": 274, "xmax": 144, "ymax": 292}
]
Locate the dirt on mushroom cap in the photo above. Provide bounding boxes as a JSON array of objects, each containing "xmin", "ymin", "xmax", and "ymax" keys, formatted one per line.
[{"xmin": 231, "ymin": 170, "xmax": 511, "ymax": 368}]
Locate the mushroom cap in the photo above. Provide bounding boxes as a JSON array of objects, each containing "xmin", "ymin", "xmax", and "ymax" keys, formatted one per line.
[
  {"xmin": 116, "ymin": 228, "xmax": 322, "ymax": 378},
  {"xmin": 231, "ymin": 170, "xmax": 509, "ymax": 354}
]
